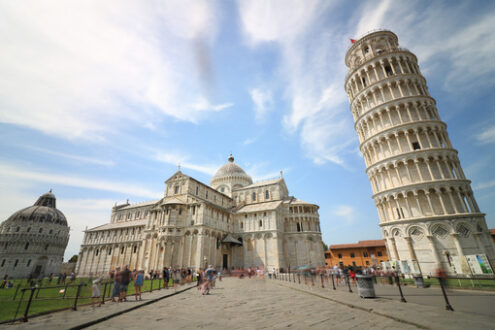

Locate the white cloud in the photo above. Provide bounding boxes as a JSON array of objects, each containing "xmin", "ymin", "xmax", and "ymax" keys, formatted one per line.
[
  {"xmin": 0, "ymin": 1, "xmax": 230, "ymax": 140},
  {"xmin": 154, "ymin": 151, "xmax": 220, "ymax": 176},
  {"xmin": 238, "ymin": 0, "xmax": 356, "ymax": 166},
  {"xmin": 245, "ymin": 162, "xmax": 288, "ymax": 182},
  {"xmin": 23, "ymin": 146, "xmax": 115, "ymax": 167},
  {"xmin": 476, "ymin": 125, "xmax": 495, "ymax": 144},
  {"xmin": 250, "ymin": 88, "xmax": 273, "ymax": 121},
  {"xmin": 243, "ymin": 137, "xmax": 256, "ymax": 145},
  {"xmin": 0, "ymin": 163, "xmax": 160, "ymax": 199},
  {"xmin": 191, "ymin": 97, "xmax": 234, "ymax": 113},
  {"xmin": 474, "ymin": 180, "xmax": 495, "ymax": 190},
  {"xmin": 333, "ymin": 205, "xmax": 356, "ymax": 224}
]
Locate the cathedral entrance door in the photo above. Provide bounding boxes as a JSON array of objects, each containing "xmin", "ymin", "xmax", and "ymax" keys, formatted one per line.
[{"xmin": 223, "ymin": 254, "xmax": 228, "ymax": 270}]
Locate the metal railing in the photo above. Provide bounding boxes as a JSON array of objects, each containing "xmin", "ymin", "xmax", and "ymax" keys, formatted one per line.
[{"xmin": 270, "ymin": 272, "xmax": 495, "ymax": 312}]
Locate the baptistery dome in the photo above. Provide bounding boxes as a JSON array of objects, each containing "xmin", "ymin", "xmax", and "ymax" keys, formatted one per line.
[
  {"xmin": 0, "ymin": 191, "xmax": 70, "ymax": 278},
  {"xmin": 6, "ymin": 191, "xmax": 68, "ymax": 226},
  {"xmin": 210, "ymin": 154, "xmax": 252, "ymax": 197}
]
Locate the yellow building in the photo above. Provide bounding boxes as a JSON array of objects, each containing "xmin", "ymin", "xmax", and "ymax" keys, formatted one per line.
[{"xmin": 325, "ymin": 240, "xmax": 388, "ymax": 268}]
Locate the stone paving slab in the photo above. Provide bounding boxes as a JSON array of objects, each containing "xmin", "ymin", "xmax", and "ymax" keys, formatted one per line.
[
  {"xmin": 89, "ymin": 278, "xmax": 417, "ymax": 330},
  {"xmin": 0, "ymin": 284, "xmax": 196, "ymax": 330},
  {"xmin": 276, "ymin": 279, "xmax": 495, "ymax": 329}
]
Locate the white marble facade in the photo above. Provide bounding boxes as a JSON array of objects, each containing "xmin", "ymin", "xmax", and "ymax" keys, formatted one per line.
[
  {"xmin": 345, "ymin": 30, "xmax": 495, "ymax": 275},
  {"xmin": 76, "ymin": 155, "xmax": 325, "ymax": 276}
]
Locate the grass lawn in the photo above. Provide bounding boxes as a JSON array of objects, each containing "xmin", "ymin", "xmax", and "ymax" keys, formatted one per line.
[{"xmin": 0, "ymin": 277, "xmax": 181, "ymax": 323}]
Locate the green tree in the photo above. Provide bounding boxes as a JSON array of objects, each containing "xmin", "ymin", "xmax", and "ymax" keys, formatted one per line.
[
  {"xmin": 322, "ymin": 242, "xmax": 329, "ymax": 251},
  {"xmin": 68, "ymin": 255, "xmax": 78, "ymax": 263}
]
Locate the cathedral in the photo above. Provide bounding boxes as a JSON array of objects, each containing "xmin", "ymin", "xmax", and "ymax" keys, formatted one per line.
[{"xmin": 75, "ymin": 154, "xmax": 325, "ymax": 276}]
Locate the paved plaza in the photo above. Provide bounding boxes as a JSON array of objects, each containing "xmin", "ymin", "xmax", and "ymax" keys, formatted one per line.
[{"xmin": 2, "ymin": 278, "xmax": 495, "ymax": 329}]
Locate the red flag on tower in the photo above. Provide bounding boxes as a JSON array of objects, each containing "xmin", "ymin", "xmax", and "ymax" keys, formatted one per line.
[{"xmin": 350, "ymin": 39, "xmax": 356, "ymax": 44}]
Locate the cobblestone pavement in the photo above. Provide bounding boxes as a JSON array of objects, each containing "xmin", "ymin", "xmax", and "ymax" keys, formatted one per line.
[{"xmin": 90, "ymin": 278, "xmax": 416, "ymax": 330}]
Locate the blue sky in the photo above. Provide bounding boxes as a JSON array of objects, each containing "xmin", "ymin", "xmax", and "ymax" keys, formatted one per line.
[{"xmin": 1, "ymin": 0, "xmax": 495, "ymax": 260}]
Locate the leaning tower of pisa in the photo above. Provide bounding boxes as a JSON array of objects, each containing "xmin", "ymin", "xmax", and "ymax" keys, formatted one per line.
[{"xmin": 344, "ymin": 30, "xmax": 495, "ymax": 275}]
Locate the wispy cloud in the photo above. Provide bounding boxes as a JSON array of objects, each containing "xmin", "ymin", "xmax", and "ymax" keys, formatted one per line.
[
  {"xmin": 154, "ymin": 151, "xmax": 220, "ymax": 176},
  {"xmin": 238, "ymin": 0, "xmax": 356, "ymax": 166},
  {"xmin": 0, "ymin": 1, "xmax": 229, "ymax": 140},
  {"xmin": 474, "ymin": 180, "xmax": 495, "ymax": 191},
  {"xmin": 245, "ymin": 162, "xmax": 288, "ymax": 182},
  {"xmin": 242, "ymin": 137, "xmax": 256, "ymax": 145},
  {"xmin": 0, "ymin": 163, "xmax": 160, "ymax": 199},
  {"xmin": 250, "ymin": 88, "xmax": 273, "ymax": 121},
  {"xmin": 476, "ymin": 125, "xmax": 495, "ymax": 144},
  {"xmin": 333, "ymin": 205, "xmax": 356, "ymax": 224},
  {"xmin": 24, "ymin": 146, "xmax": 115, "ymax": 167}
]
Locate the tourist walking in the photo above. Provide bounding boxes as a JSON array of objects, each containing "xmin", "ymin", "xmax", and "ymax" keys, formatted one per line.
[
  {"xmin": 163, "ymin": 267, "xmax": 169, "ymax": 289},
  {"xmin": 120, "ymin": 265, "xmax": 130, "ymax": 302},
  {"xmin": 134, "ymin": 269, "xmax": 144, "ymax": 301},
  {"xmin": 91, "ymin": 276, "xmax": 103, "ymax": 308},
  {"xmin": 111, "ymin": 267, "xmax": 121, "ymax": 302}
]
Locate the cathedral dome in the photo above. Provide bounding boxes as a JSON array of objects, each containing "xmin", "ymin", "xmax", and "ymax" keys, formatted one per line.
[{"xmin": 210, "ymin": 154, "xmax": 252, "ymax": 196}]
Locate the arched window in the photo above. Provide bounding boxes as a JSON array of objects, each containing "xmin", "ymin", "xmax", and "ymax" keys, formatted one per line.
[
  {"xmin": 1, "ymin": 259, "xmax": 5, "ymax": 267},
  {"xmin": 95, "ymin": 249, "xmax": 99, "ymax": 256},
  {"xmin": 296, "ymin": 223, "xmax": 301, "ymax": 232},
  {"xmin": 24, "ymin": 242, "xmax": 29, "ymax": 250},
  {"xmin": 39, "ymin": 228, "xmax": 43, "ymax": 233},
  {"xmin": 14, "ymin": 259, "xmax": 18, "ymax": 267},
  {"xmin": 265, "ymin": 190, "xmax": 269, "ymax": 199},
  {"xmin": 259, "ymin": 220, "xmax": 262, "ymax": 227},
  {"xmin": 133, "ymin": 246, "xmax": 137, "ymax": 253},
  {"xmin": 108, "ymin": 248, "xmax": 112, "ymax": 255},
  {"xmin": 252, "ymin": 192, "xmax": 256, "ymax": 201},
  {"xmin": 44, "ymin": 244, "xmax": 49, "ymax": 251},
  {"xmin": 121, "ymin": 246, "xmax": 125, "ymax": 254},
  {"xmin": 196, "ymin": 186, "xmax": 199, "ymax": 195},
  {"xmin": 16, "ymin": 227, "xmax": 20, "ymax": 232},
  {"xmin": 240, "ymin": 222, "xmax": 243, "ymax": 229},
  {"xmin": 27, "ymin": 227, "xmax": 31, "ymax": 232}
]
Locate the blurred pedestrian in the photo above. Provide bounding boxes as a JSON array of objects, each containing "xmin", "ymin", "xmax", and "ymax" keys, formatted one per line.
[
  {"xmin": 91, "ymin": 276, "xmax": 103, "ymax": 307},
  {"xmin": 134, "ymin": 269, "xmax": 144, "ymax": 301}
]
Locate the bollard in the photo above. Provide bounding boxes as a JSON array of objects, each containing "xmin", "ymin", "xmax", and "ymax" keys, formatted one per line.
[
  {"xmin": 395, "ymin": 275, "xmax": 407, "ymax": 303},
  {"xmin": 22, "ymin": 287, "xmax": 36, "ymax": 322},
  {"xmin": 158, "ymin": 278, "xmax": 162, "ymax": 290},
  {"xmin": 331, "ymin": 273, "xmax": 336, "ymax": 290},
  {"xmin": 101, "ymin": 281, "xmax": 108, "ymax": 305},
  {"xmin": 150, "ymin": 277, "xmax": 154, "ymax": 293},
  {"xmin": 293, "ymin": 272, "xmax": 296, "ymax": 283},
  {"xmin": 321, "ymin": 274, "xmax": 325, "ymax": 288},
  {"xmin": 298, "ymin": 273, "xmax": 301, "ymax": 284},
  {"xmin": 311, "ymin": 274, "xmax": 315, "ymax": 286},
  {"xmin": 346, "ymin": 274, "xmax": 353, "ymax": 293},
  {"xmin": 438, "ymin": 277, "xmax": 454, "ymax": 311}
]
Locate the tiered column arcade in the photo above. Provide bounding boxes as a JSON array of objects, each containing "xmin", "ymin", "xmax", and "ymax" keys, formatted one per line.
[{"xmin": 345, "ymin": 30, "xmax": 495, "ymax": 275}]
